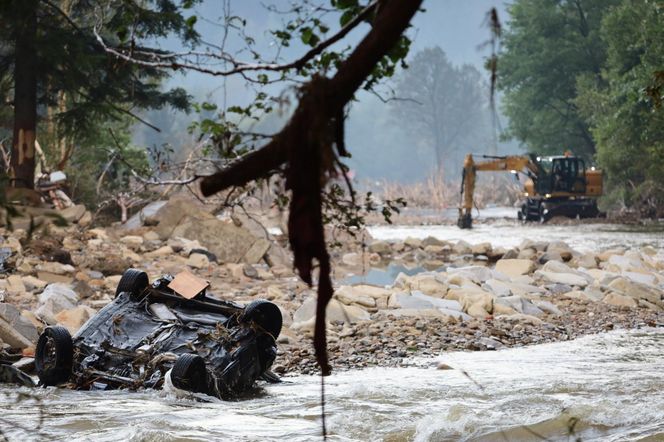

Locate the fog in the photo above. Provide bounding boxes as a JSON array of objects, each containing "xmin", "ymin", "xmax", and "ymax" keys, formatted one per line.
[{"xmin": 132, "ymin": 0, "xmax": 521, "ymax": 183}]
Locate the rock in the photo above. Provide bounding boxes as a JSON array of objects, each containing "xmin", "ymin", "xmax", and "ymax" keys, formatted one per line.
[
  {"xmin": 243, "ymin": 238, "xmax": 271, "ymax": 264},
  {"xmin": 467, "ymin": 301, "xmax": 490, "ymax": 318},
  {"xmin": 186, "ymin": 253, "xmax": 210, "ymax": 269},
  {"xmin": 538, "ymin": 251, "xmax": 562, "ymax": 264},
  {"xmin": 453, "ymin": 240, "xmax": 472, "ymax": 255},
  {"xmin": 0, "ymin": 316, "xmax": 33, "ymax": 349},
  {"xmin": 293, "ymin": 296, "xmax": 370, "ymax": 325},
  {"xmin": 90, "ymin": 255, "xmax": 132, "ymax": 276},
  {"xmin": 21, "ymin": 275, "xmax": 48, "ymax": 291},
  {"xmin": 495, "ymin": 259, "xmax": 535, "ymax": 278},
  {"xmin": 607, "ymin": 254, "xmax": 644, "ymax": 271},
  {"xmin": 404, "ymin": 237, "xmax": 423, "ymax": 249},
  {"xmin": 471, "ymin": 242, "xmax": 492, "ymax": 255},
  {"xmin": 335, "ymin": 286, "xmax": 377, "ymax": 308},
  {"xmin": 563, "ymin": 290, "xmax": 593, "ymax": 301},
  {"xmin": 72, "ymin": 280, "xmax": 96, "ymax": 299},
  {"xmin": 602, "ymin": 292, "xmax": 638, "ymax": 308},
  {"xmin": 38, "ymin": 283, "xmax": 79, "ymax": 304},
  {"xmin": 411, "ymin": 291, "xmax": 463, "ymax": 311},
  {"xmin": 368, "ymin": 240, "xmax": 392, "ymax": 255},
  {"xmin": 59, "ymin": 204, "xmax": 86, "ymax": 222},
  {"xmin": 535, "ymin": 270, "xmax": 588, "ymax": 287},
  {"xmin": 377, "ymin": 308, "xmax": 456, "ymax": 320},
  {"xmin": 78, "ymin": 211, "xmax": 92, "ymax": 227},
  {"xmin": 388, "ymin": 292, "xmax": 436, "ymax": 310},
  {"xmin": 517, "ymin": 248, "xmax": 537, "ymax": 260},
  {"xmin": 423, "ymin": 245, "xmax": 446, "ymax": 255},
  {"xmin": 437, "ymin": 362, "xmax": 453, "ymax": 370},
  {"xmin": 574, "ymin": 253, "xmax": 598, "ymax": 269},
  {"xmin": 36, "ymin": 272, "xmax": 73, "ymax": 284},
  {"xmin": 145, "ymin": 245, "xmax": 174, "ymax": 258},
  {"xmin": 120, "ymin": 235, "xmax": 144, "ymax": 248},
  {"xmin": 242, "ymin": 264, "xmax": 258, "ymax": 279},
  {"xmin": 422, "ymin": 236, "xmax": 447, "ymax": 247},
  {"xmin": 6, "ymin": 275, "xmax": 26, "ymax": 295},
  {"xmin": 483, "ymin": 279, "xmax": 545, "ymax": 297},
  {"xmin": 495, "ymin": 296, "xmax": 544, "ymax": 317},
  {"xmin": 622, "ymin": 271, "xmax": 657, "ymax": 286},
  {"xmin": 531, "ymin": 299, "xmax": 563, "ymax": 316},
  {"xmin": 408, "ymin": 274, "xmax": 449, "ymax": 297},
  {"xmin": 54, "ymin": 306, "xmax": 96, "ymax": 335},
  {"xmin": 35, "ymin": 262, "xmax": 75, "ymax": 275},
  {"xmin": 607, "ymin": 277, "xmax": 661, "ymax": 305},
  {"xmin": 448, "ymin": 266, "xmax": 494, "ymax": 283},
  {"xmin": 342, "ymin": 253, "xmax": 361, "ymax": 266},
  {"xmin": 172, "ymin": 217, "xmax": 257, "ymax": 264},
  {"xmin": 143, "ymin": 231, "xmax": 160, "ymax": 242},
  {"xmin": 0, "ymin": 303, "xmax": 39, "ymax": 342}
]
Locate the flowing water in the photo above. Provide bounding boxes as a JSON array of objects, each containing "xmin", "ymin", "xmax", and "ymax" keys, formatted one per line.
[
  {"xmin": 1, "ymin": 212, "xmax": 663, "ymax": 441},
  {"xmin": 1, "ymin": 329, "xmax": 662, "ymax": 441}
]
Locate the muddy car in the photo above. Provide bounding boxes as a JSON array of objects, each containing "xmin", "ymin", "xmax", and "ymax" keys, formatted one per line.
[{"xmin": 34, "ymin": 268, "xmax": 282, "ymax": 399}]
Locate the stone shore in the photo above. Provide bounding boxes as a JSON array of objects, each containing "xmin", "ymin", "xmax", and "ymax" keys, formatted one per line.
[{"xmin": 0, "ymin": 198, "xmax": 662, "ymax": 377}]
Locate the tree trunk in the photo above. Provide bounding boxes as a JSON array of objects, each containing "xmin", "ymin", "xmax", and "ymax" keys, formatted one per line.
[{"xmin": 10, "ymin": 0, "xmax": 38, "ymax": 189}]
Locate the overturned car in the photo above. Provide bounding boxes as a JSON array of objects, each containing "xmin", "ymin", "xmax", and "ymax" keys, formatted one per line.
[{"xmin": 34, "ymin": 268, "xmax": 283, "ymax": 399}]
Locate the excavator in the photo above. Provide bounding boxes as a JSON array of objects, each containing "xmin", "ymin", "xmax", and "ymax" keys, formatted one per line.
[{"xmin": 457, "ymin": 152, "xmax": 603, "ymax": 228}]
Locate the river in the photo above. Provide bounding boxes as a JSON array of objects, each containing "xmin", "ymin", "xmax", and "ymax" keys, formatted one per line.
[{"xmin": 1, "ymin": 213, "xmax": 662, "ymax": 441}]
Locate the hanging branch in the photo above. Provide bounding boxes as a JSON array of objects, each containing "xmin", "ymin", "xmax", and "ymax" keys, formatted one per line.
[
  {"xmin": 92, "ymin": 0, "xmax": 380, "ymax": 77},
  {"xmin": 199, "ymin": 0, "xmax": 423, "ymax": 377}
]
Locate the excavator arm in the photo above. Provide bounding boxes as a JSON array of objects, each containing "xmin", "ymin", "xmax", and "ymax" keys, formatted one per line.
[{"xmin": 457, "ymin": 154, "xmax": 539, "ymax": 229}]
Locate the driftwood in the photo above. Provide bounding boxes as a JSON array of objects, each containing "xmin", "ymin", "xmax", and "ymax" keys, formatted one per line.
[{"xmin": 200, "ymin": 0, "xmax": 423, "ymax": 376}]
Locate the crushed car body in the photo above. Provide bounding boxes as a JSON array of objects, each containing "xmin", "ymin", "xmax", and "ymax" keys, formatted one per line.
[{"xmin": 33, "ymin": 268, "xmax": 283, "ymax": 399}]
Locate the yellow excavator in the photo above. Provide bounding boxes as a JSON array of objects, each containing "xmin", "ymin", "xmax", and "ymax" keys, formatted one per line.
[{"xmin": 457, "ymin": 152, "xmax": 603, "ymax": 228}]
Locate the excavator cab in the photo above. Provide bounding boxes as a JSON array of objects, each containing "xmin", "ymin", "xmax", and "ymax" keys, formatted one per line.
[{"xmin": 536, "ymin": 157, "xmax": 587, "ymax": 195}]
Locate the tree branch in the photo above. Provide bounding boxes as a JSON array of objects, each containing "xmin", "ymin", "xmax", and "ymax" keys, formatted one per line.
[{"xmin": 93, "ymin": 0, "xmax": 379, "ymax": 77}]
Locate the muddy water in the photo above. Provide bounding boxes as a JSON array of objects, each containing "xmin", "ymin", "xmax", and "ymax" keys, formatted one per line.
[
  {"xmin": 1, "ymin": 329, "xmax": 662, "ymax": 441},
  {"xmin": 1, "ymin": 216, "xmax": 663, "ymax": 441}
]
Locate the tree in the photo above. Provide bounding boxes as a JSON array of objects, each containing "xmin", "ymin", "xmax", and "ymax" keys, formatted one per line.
[
  {"xmin": 499, "ymin": 0, "xmax": 620, "ymax": 159},
  {"xmin": 0, "ymin": 0, "xmax": 196, "ymax": 188},
  {"xmin": 575, "ymin": 0, "xmax": 664, "ymax": 215},
  {"xmin": 391, "ymin": 47, "xmax": 490, "ymax": 176}
]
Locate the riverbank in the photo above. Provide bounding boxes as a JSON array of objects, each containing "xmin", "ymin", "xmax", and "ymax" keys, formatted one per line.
[{"xmin": 0, "ymin": 199, "xmax": 663, "ymax": 380}]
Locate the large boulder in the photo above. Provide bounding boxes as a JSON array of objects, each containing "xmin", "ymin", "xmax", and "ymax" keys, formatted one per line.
[
  {"xmin": 0, "ymin": 303, "xmax": 39, "ymax": 343},
  {"xmin": 54, "ymin": 305, "xmax": 97, "ymax": 335},
  {"xmin": 35, "ymin": 284, "xmax": 79, "ymax": 324},
  {"xmin": 334, "ymin": 286, "xmax": 377, "ymax": 308},
  {"xmin": 607, "ymin": 277, "xmax": 662, "ymax": 305},
  {"xmin": 602, "ymin": 292, "xmax": 638, "ymax": 308},
  {"xmin": 172, "ymin": 217, "xmax": 259, "ymax": 264},
  {"xmin": 495, "ymin": 259, "xmax": 535, "ymax": 278},
  {"xmin": 534, "ymin": 270, "xmax": 589, "ymax": 287},
  {"xmin": 292, "ymin": 296, "xmax": 370, "ymax": 326}
]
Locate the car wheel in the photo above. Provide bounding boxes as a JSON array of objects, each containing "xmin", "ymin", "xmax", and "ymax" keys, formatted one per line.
[
  {"xmin": 35, "ymin": 326, "xmax": 73, "ymax": 386},
  {"xmin": 242, "ymin": 300, "xmax": 283, "ymax": 338},
  {"xmin": 171, "ymin": 354, "xmax": 208, "ymax": 393},
  {"xmin": 115, "ymin": 268, "xmax": 149, "ymax": 298}
]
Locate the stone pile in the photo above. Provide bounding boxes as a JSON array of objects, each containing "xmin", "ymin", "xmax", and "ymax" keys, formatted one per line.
[{"xmin": 0, "ymin": 203, "xmax": 662, "ymax": 375}]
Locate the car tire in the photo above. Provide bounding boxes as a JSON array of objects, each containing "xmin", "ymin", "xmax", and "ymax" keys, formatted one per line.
[
  {"xmin": 35, "ymin": 326, "xmax": 73, "ymax": 386},
  {"xmin": 115, "ymin": 268, "xmax": 149, "ymax": 299},
  {"xmin": 171, "ymin": 353, "xmax": 208, "ymax": 393},
  {"xmin": 242, "ymin": 300, "xmax": 283, "ymax": 338}
]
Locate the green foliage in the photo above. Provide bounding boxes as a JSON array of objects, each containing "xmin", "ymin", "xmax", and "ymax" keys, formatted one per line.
[
  {"xmin": 499, "ymin": 0, "xmax": 620, "ymax": 159},
  {"xmin": 0, "ymin": 0, "xmax": 198, "ymax": 170},
  {"xmin": 575, "ymin": 0, "xmax": 664, "ymax": 215}
]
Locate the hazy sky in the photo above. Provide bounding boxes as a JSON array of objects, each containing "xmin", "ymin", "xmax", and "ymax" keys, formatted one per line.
[{"xmin": 134, "ymin": 1, "xmax": 515, "ymax": 182}]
